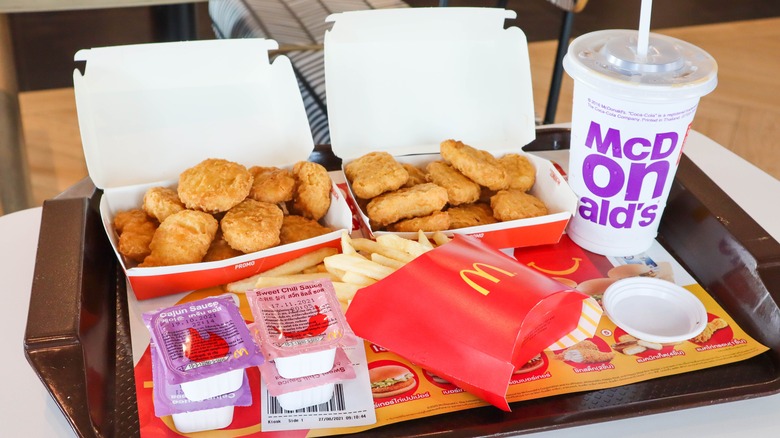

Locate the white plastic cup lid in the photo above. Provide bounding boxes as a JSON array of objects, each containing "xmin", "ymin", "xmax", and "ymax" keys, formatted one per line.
[
  {"xmin": 602, "ymin": 277, "xmax": 707, "ymax": 344},
  {"xmin": 563, "ymin": 29, "xmax": 718, "ymax": 102}
]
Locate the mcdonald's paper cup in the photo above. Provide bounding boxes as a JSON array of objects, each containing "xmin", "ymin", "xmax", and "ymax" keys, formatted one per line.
[{"xmin": 563, "ymin": 30, "xmax": 717, "ymax": 256}]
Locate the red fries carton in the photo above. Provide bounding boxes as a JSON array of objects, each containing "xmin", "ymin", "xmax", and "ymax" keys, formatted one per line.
[
  {"xmin": 73, "ymin": 39, "xmax": 352, "ymax": 299},
  {"xmin": 346, "ymin": 234, "xmax": 596, "ymax": 411},
  {"xmin": 325, "ymin": 8, "xmax": 577, "ymax": 249}
]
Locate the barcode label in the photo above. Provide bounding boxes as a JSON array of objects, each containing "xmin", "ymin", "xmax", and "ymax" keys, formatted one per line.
[
  {"xmin": 260, "ymin": 344, "xmax": 376, "ymax": 431},
  {"xmin": 266, "ymin": 383, "xmax": 346, "ymax": 414}
]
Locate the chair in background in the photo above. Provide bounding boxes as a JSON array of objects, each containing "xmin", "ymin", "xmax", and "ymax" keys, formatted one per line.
[{"xmin": 542, "ymin": 0, "xmax": 588, "ymax": 124}]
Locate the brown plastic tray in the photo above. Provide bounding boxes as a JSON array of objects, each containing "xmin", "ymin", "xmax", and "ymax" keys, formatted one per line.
[{"xmin": 24, "ymin": 128, "xmax": 780, "ymax": 437}]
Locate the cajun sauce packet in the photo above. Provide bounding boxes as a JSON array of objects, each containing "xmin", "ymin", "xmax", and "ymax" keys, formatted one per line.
[{"xmin": 346, "ymin": 234, "xmax": 594, "ymax": 411}]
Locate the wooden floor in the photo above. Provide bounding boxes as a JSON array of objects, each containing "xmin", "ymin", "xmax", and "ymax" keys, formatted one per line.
[{"xmin": 9, "ymin": 17, "xmax": 780, "ymax": 215}]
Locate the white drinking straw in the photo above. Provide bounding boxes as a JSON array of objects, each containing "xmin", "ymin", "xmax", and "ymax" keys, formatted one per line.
[{"xmin": 637, "ymin": 0, "xmax": 653, "ymax": 59}]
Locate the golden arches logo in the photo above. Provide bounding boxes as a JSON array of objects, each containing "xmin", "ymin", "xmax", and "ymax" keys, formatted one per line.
[
  {"xmin": 459, "ymin": 263, "xmax": 516, "ymax": 296},
  {"xmin": 527, "ymin": 258, "xmax": 582, "ymax": 276}
]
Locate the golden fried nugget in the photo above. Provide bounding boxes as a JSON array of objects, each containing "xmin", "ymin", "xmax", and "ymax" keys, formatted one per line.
[
  {"xmin": 425, "ymin": 161, "xmax": 481, "ymax": 206},
  {"xmin": 113, "ymin": 209, "xmax": 158, "ymax": 263},
  {"xmin": 203, "ymin": 230, "xmax": 244, "ymax": 262},
  {"xmin": 440, "ymin": 139, "xmax": 508, "ymax": 191},
  {"xmin": 490, "ymin": 189, "xmax": 548, "ymax": 221},
  {"xmin": 143, "ymin": 186, "xmax": 185, "ymax": 222},
  {"xmin": 221, "ymin": 199, "xmax": 283, "ymax": 253},
  {"xmin": 446, "ymin": 203, "xmax": 498, "ymax": 229},
  {"xmin": 402, "ymin": 163, "xmax": 428, "ymax": 188},
  {"xmin": 291, "ymin": 161, "xmax": 332, "ymax": 221},
  {"xmin": 366, "ymin": 183, "xmax": 448, "ymax": 227},
  {"xmin": 387, "ymin": 211, "xmax": 450, "ymax": 232},
  {"xmin": 345, "ymin": 152, "xmax": 409, "ymax": 199},
  {"xmin": 139, "ymin": 210, "xmax": 218, "ymax": 267},
  {"xmin": 498, "ymin": 153, "xmax": 536, "ymax": 192},
  {"xmin": 177, "ymin": 158, "xmax": 253, "ymax": 213},
  {"xmin": 114, "ymin": 209, "xmax": 149, "ymax": 233},
  {"xmin": 279, "ymin": 215, "xmax": 334, "ymax": 245},
  {"xmin": 248, "ymin": 166, "xmax": 295, "ymax": 204}
]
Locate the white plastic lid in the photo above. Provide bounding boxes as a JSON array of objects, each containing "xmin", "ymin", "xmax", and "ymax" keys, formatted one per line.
[
  {"xmin": 324, "ymin": 7, "xmax": 537, "ymax": 159},
  {"xmin": 602, "ymin": 277, "xmax": 707, "ymax": 343},
  {"xmin": 563, "ymin": 30, "xmax": 718, "ymax": 103},
  {"xmin": 73, "ymin": 39, "xmax": 314, "ymax": 189}
]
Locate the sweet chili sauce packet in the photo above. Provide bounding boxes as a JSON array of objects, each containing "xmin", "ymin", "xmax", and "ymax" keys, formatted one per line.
[{"xmin": 345, "ymin": 234, "xmax": 599, "ymax": 411}]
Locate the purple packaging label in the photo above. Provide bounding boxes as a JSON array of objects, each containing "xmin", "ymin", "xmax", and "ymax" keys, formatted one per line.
[
  {"xmin": 246, "ymin": 279, "xmax": 357, "ymax": 360},
  {"xmin": 260, "ymin": 347, "xmax": 356, "ymax": 397},
  {"xmin": 150, "ymin": 342, "xmax": 253, "ymax": 417},
  {"xmin": 573, "ymin": 120, "xmax": 686, "ymax": 230},
  {"xmin": 143, "ymin": 294, "xmax": 264, "ymax": 385}
]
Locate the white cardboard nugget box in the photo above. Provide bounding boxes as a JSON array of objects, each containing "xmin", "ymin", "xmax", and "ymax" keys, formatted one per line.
[
  {"xmin": 73, "ymin": 39, "xmax": 352, "ymax": 300},
  {"xmin": 324, "ymin": 7, "xmax": 577, "ymax": 249}
]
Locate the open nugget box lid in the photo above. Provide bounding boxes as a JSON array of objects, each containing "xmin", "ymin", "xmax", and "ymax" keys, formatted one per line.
[
  {"xmin": 324, "ymin": 7, "xmax": 536, "ymax": 159},
  {"xmin": 73, "ymin": 39, "xmax": 314, "ymax": 189},
  {"xmin": 70, "ymin": 39, "xmax": 352, "ymax": 300}
]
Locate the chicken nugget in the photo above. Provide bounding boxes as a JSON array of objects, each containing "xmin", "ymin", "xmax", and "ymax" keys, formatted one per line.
[
  {"xmin": 440, "ymin": 139, "xmax": 508, "ymax": 190},
  {"xmin": 345, "ymin": 152, "xmax": 409, "ymax": 199},
  {"xmin": 221, "ymin": 199, "xmax": 283, "ymax": 253},
  {"xmin": 447, "ymin": 203, "xmax": 498, "ymax": 229},
  {"xmin": 203, "ymin": 230, "xmax": 244, "ymax": 262},
  {"xmin": 114, "ymin": 208, "xmax": 150, "ymax": 233},
  {"xmin": 402, "ymin": 163, "xmax": 428, "ymax": 188},
  {"xmin": 280, "ymin": 215, "xmax": 334, "ymax": 245},
  {"xmin": 387, "ymin": 211, "xmax": 450, "ymax": 232},
  {"xmin": 248, "ymin": 166, "xmax": 295, "ymax": 204},
  {"xmin": 143, "ymin": 186, "xmax": 185, "ymax": 222},
  {"xmin": 113, "ymin": 209, "xmax": 158, "ymax": 263},
  {"xmin": 291, "ymin": 161, "xmax": 332, "ymax": 221},
  {"xmin": 490, "ymin": 189, "xmax": 548, "ymax": 221},
  {"xmin": 366, "ymin": 183, "xmax": 448, "ymax": 227},
  {"xmin": 425, "ymin": 161, "xmax": 481, "ymax": 206},
  {"xmin": 498, "ymin": 153, "xmax": 536, "ymax": 192},
  {"xmin": 139, "ymin": 210, "xmax": 218, "ymax": 267},
  {"xmin": 178, "ymin": 158, "xmax": 253, "ymax": 213}
]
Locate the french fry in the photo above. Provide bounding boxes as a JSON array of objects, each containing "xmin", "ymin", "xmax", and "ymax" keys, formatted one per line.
[
  {"xmin": 254, "ymin": 272, "xmax": 337, "ymax": 288},
  {"xmin": 341, "ymin": 271, "xmax": 377, "ymax": 287},
  {"xmin": 376, "ymin": 234, "xmax": 430, "ymax": 257},
  {"xmin": 340, "ymin": 230, "xmax": 357, "ymax": 255},
  {"xmin": 431, "ymin": 231, "xmax": 451, "ymax": 246},
  {"xmin": 225, "ymin": 247, "xmax": 338, "ymax": 292},
  {"xmin": 350, "ymin": 237, "xmax": 415, "ymax": 263},
  {"xmin": 327, "ymin": 266, "xmax": 347, "ymax": 280},
  {"xmin": 333, "ymin": 281, "xmax": 361, "ymax": 303},
  {"xmin": 226, "ymin": 275, "xmax": 263, "ymax": 293},
  {"xmin": 260, "ymin": 247, "xmax": 338, "ymax": 276},
  {"xmin": 301, "ymin": 263, "xmax": 327, "ymax": 274},
  {"xmin": 418, "ymin": 230, "xmax": 434, "ymax": 250},
  {"xmin": 323, "ymin": 253, "xmax": 395, "ymax": 280},
  {"xmin": 370, "ymin": 252, "xmax": 406, "ymax": 270}
]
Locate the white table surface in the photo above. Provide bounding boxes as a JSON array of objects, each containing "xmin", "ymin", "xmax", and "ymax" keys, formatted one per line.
[{"xmin": 2, "ymin": 130, "xmax": 778, "ymax": 437}]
